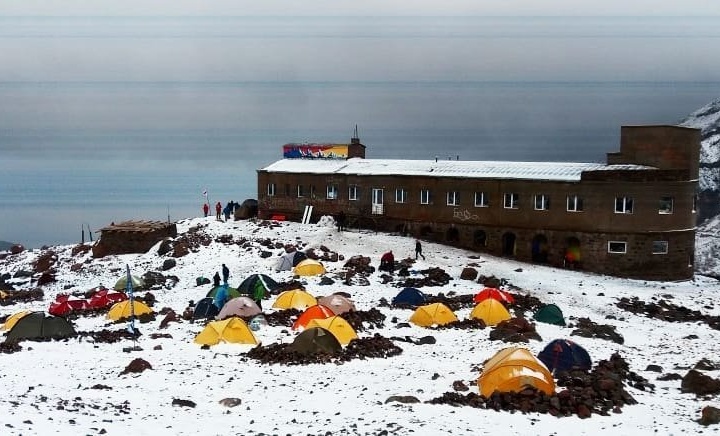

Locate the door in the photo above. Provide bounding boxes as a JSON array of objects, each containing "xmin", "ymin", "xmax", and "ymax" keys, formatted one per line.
[{"xmin": 372, "ymin": 188, "xmax": 384, "ymax": 215}]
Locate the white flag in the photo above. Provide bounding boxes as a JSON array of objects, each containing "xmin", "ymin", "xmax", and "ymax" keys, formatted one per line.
[{"xmin": 202, "ymin": 189, "xmax": 208, "ymax": 197}]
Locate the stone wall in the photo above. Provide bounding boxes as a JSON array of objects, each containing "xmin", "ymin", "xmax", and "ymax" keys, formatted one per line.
[{"xmin": 92, "ymin": 220, "xmax": 177, "ymax": 258}]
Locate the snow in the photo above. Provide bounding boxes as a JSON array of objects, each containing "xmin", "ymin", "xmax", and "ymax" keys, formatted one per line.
[
  {"xmin": 2, "ymin": 216, "xmax": 720, "ymax": 436},
  {"xmin": 261, "ymin": 158, "xmax": 653, "ymax": 182}
]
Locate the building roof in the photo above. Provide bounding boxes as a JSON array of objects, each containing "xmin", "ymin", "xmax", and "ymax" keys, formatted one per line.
[{"xmin": 259, "ymin": 158, "xmax": 655, "ymax": 182}]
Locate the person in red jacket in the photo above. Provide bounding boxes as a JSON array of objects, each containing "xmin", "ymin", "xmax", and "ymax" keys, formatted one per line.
[
  {"xmin": 215, "ymin": 202, "xmax": 222, "ymax": 221},
  {"xmin": 203, "ymin": 203, "xmax": 209, "ymax": 217},
  {"xmin": 380, "ymin": 250, "xmax": 395, "ymax": 273}
]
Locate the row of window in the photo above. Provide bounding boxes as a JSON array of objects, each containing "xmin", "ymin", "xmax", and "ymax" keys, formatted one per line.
[
  {"xmin": 267, "ymin": 183, "xmax": 691, "ymax": 214},
  {"xmin": 610, "ymin": 240, "xmax": 668, "ymax": 255}
]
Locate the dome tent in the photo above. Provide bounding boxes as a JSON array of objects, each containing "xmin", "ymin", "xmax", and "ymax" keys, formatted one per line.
[
  {"xmin": 290, "ymin": 327, "xmax": 342, "ymax": 355},
  {"xmin": 473, "ymin": 287, "xmax": 515, "ymax": 305},
  {"xmin": 317, "ymin": 294, "xmax": 356, "ymax": 315},
  {"xmin": 293, "ymin": 259, "xmax": 326, "ymax": 276},
  {"xmin": 236, "ymin": 274, "xmax": 279, "ymax": 296},
  {"xmin": 392, "ymin": 288, "xmax": 426, "ymax": 307},
  {"xmin": 477, "ymin": 346, "xmax": 555, "ymax": 397},
  {"xmin": 217, "ymin": 297, "xmax": 262, "ymax": 320},
  {"xmin": 193, "ymin": 297, "xmax": 220, "ymax": 320},
  {"xmin": 533, "ymin": 304, "xmax": 566, "ymax": 326},
  {"xmin": 272, "ymin": 289, "xmax": 317, "ymax": 311},
  {"xmin": 107, "ymin": 300, "xmax": 153, "ymax": 321},
  {"xmin": 275, "ymin": 251, "xmax": 308, "ymax": 272},
  {"xmin": 194, "ymin": 317, "xmax": 258, "ymax": 346},
  {"xmin": 292, "ymin": 305, "xmax": 336, "ymax": 331},
  {"xmin": 469, "ymin": 299, "xmax": 512, "ymax": 326},
  {"xmin": 537, "ymin": 339, "xmax": 592, "ymax": 373},
  {"xmin": 306, "ymin": 316, "xmax": 358, "ymax": 345},
  {"xmin": 5, "ymin": 311, "xmax": 76, "ymax": 341},
  {"xmin": 409, "ymin": 303, "xmax": 458, "ymax": 327}
]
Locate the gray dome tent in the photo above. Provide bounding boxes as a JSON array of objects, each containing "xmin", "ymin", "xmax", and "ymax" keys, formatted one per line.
[{"xmin": 6, "ymin": 311, "xmax": 76, "ymax": 342}]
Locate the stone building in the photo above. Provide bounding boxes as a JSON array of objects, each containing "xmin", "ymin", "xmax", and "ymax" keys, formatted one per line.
[
  {"xmin": 256, "ymin": 126, "xmax": 700, "ymax": 281},
  {"xmin": 92, "ymin": 220, "xmax": 177, "ymax": 258}
]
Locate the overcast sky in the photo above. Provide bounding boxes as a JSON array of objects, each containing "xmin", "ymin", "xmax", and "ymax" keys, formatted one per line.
[{"xmin": 3, "ymin": 0, "xmax": 720, "ymax": 16}]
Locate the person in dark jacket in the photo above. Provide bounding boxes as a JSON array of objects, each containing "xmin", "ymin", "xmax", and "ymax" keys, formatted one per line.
[
  {"xmin": 213, "ymin": 271, "xmax": 221, "ymax": 287},
  {"xmin": 415, "ymin": 239, "xmax": 426, "ymax": 260},
  {"xmin": 222, "ymin": 263, "xmax": 230, "ymax": 284}
]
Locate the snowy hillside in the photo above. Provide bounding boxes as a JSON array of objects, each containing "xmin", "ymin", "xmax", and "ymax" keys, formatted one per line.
[
  {"xmin": 2, "ymin": 217, "xmax": 720, "ymax": 436},
  {"xmin": 680, "ymin": 97, "xmax": 720, "ymax": 218}
]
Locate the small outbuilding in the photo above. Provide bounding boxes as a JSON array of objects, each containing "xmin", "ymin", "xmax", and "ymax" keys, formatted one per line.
[{"xmin": 92, "ymin": 220, "xmax": 177, "ymax": 258}]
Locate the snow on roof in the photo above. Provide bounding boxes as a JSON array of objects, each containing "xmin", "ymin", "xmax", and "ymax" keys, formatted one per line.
[{"xmin": 260, "ymin": 158, "xmax": 655, "ymax": 182}]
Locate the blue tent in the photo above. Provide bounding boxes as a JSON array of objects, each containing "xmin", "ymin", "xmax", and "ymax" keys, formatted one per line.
[
  {"xmin": 537, "ymin": 339, "xmax": 592, "ymax": 373},
  {"xmin": 392, "ymin": 287, "xmax": 426, "ymax": 306},
  {"xmin": 193, "ymin": 297, "xmax": 220, "ymax": 320}
]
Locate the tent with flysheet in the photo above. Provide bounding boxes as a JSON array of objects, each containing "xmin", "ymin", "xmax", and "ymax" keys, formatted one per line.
[
  {"xmin": 473, "ymin": 287, "xmax": 515, "ymax": 305},
  {"xmin": 533, "ymin": 304, "xmax": 566, "ymax": 326},
  {"xmin": 194, "ymin": 317, "xmax": 258, "ymax": 346},
  {"xmin": 275, "ymin": 251, "xmax": 308, "ymax": 272},
  {"xmin": 392, "ymin": 288, "xmax": 426, "ymax": 307},
  {"xmin": 306, "ymin": 316, "xmax": 358, "ymax": 345},
  {"xmin": 290, "ymin": 327, "xmax": 342, "ymax": 355},
  {"xmin": 5, "ymin": 311, "xmax": 76, "ymax": 341},
  {"xmin": 193, "ymin": 297, "xmax": 219, "ymax": 320},
  {"xmin": 292, "ymin": 304, "xmax": 335, "ymax": 330},
  {"xmin": 477, "ymin": 346, "xmax": 555, "ymax": 397},
  {"xmin": 469, "ymin": 299, "xmax": 512, "ymax": 326},
  {"xmin": 409, "ymin": 302, "xmax": 458, "ymax": 327},
  {"xmin": 1, "ymin": 310, "xmax": 31, "ymax": 331},
  {"xmin": 107, "ymin": 300, "xmax": 153, "ymax": 321},
  {"xmin": 272, "ymin": 289, "xmax": 317, "ymax": 310},
  {"xmin": 217, "ymin": 297, "xmax": 262, "ymax": 320},
  {"xmin": 293, "ymin": 259, "xmax": 326, "ymax": 276},
  {"xmin": 236, "ymin": 274, "xmax": 279, "ymax": 296},
  {"xmin": 537, "ymin": 339, "xmax": 592, "ymax": 373},
  {"xmin": 317, "ymin": 294, "xmax": 356, "ymax": 315}
]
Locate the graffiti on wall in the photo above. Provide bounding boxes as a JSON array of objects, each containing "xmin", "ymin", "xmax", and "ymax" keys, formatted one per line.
[
  {"xmin": 283, "ymin": 143, "xmax": 349, "ymax": 159},
  {"xmin": 453, "ymin": 208, "xmax": 479, "ymax": 221}
]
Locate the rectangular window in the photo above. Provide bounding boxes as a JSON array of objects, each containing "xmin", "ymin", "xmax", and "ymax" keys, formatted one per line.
[
  {"xmin": 567, "ymin": 195, "xmax": 584, "ymax": 212},
  {"xmin": 309, "ymin": 185, "xmax": 316, "ymax": 199},
  {"xmin": 615, "ymin": 196, "xmax": 633, "ymax": 214},
  {"xmin": 395, "ymin": 188, "xmax": 407, "ymax": 204},
  {"xmin": 348, "ymin": 185, "xmax": 358, "ymax": 201},
  {"xmin": 659, "ymin": 196, "xmax": 673, "ymax": 214},
  {"xmin": 474, "ymin": 192, "xmax": 488, "ymax": 207},
  {"xmin": 503, "ymin": 193, "xmax": 519, "ymax": 209},
  {"xmin": 446, "ymin": 191, "xmax": 459, "ymax": 206},
  {"xmin": 267, "ymin": 183, "xmax": 276, "ymax": 197},
  {"xmin": 420, "ymin": 189, "xmax": 431, "ymax": 205},
  {"xmin": 297, "ymin": 185, "xmax": 304, "ymax": 198},
  {"xmin": 326, "ymin": 184, "xmax": 338, "ymax": 200},
  {"xmin": 652, "ymin": 241, "xmax": 669, "ymax": 254},
  {"xmin": 534, "ymin": 194, "xmax": 550, "ymax": 210},
  {"xmin": 608, "ymin": 241, "xmax": 627, "ymax": 254}
]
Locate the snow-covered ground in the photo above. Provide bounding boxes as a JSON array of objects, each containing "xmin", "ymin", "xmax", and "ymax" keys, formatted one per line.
[{"xmin": 2, "ymin": 216, "xmax": 720, "ymax": 436}]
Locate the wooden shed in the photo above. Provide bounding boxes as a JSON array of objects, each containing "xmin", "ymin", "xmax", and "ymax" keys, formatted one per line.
[{"xmin": 92, "ymin": 220, "xmax": 177, "ymax": 258}]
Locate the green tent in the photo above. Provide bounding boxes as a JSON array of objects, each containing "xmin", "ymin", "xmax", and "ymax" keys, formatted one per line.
[
  {"xmin": 236, "ymin": 274, "xmax": 279, "ymax": 296},
  {"xmin": 206, "ymin": 285, "xmax": 241, "ymax": 300},
  {"xmin": 290, "ymin": 327, "xmax": 342, "ymax": 355},
  {"xmin": 6, "ymin": 312, "xmax": 76, "ymax": 341},
  {"xmin": 533, "ymin": 304, "xmax": 566, "ymax": 326}
]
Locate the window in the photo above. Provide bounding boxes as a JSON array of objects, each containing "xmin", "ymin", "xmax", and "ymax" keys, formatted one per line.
[
  {"xmin": 474, "ymin": 192, "xmax": 488, "ymax": 207},
  {"xmin": 608, "ymin": 241, "xmax": 627, "ymax": 254},
  {"xmin": 652, "ymin": 241, "xmax": 669, "ymax": 254},
  {"xmin": 309, "ymin": 185, "xmax": 316, "ymax": 199},
  {"xmin": 420, "ymin": 189, "xmax": 431, "ymax": 205},
  {"xmin": 446, "ymin": 191, "xmax": 459, "ymax": 206},
  {"xmin": 349, "ymin": 185, "xmax": 358, "ymax": 201},
  {"xmin": 692, "ymin": 194, "xmax": 698, "ymax": 213},
  {"xmin": 267, "ymin": 183, "xmax": 276, "ymax": 197},
  {"xmin": 615, "ymin": 196, "xmax": 633, "ymax": 214},
  {"xmin": 659, "ymin": 196, "xmax": 673, "ymax": 214},
  {"xmin": 534, "ymin": 194, "xmax": 550, "ymax": 210},
  {"xmin": 297, "ymin": 185, "xmax": 304, "ymax": 198},
  {"xmin": 503, "ymin": 193, "xmax": 519, "ymax": 209},
  {"xmin": 567, "ymin": 195, "xmax": 584, "ymax": 212},
  {"xmin": 326, "ymin": 184, "xmax": 338, "ymax": 200},
  {"xmin": 395, "ymin": 188, "xmax": 407, "ymax": 204}
]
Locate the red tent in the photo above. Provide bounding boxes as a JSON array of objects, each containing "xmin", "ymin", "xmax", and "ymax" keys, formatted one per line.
[
  {"xmin": 87, "ymin": 290, "xmax": 128, "ymax": 309},
  {"xmin": 49, "ymin": 298, "xmax": 88, "ymax": 316},
  {"xmin": 292, "ymin": 305, "xmax": 335, "ymax": 331},
  {"xmin": 473, "ymin": 287, "xmax": 515, "ymax": 305}
]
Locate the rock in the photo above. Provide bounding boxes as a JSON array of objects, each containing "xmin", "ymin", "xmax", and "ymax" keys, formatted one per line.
[
  {"xmin": 162, "ymin": 259, "xmax": 176, "ymax": 271},
  {"xmin": 70, "ymin": 263, "xmax": 83, "ymax": 272},
  {"xmin": 460, "ymin": 267, "xmax": 478, "ymax": 281},
  {"xmin": 415, "ymin": 336, "xmax": 436, "ymax": 345},
  {"xmin": 10, "ymin": 244, "xmax": 24, "ymax": 255},
  {"xmin": 171, "ymin": 398, "xmax": 196, "ymax": 408},
  {"xmin": 172, "ymin": 242, "xmax": 190, "ymax": 258},
  {"xmin": 259, "ymin": 250, "xmax": 273, "ymax": 259},
  {"xmin": 681, "ymin": 370, "xmax": 720, "ymax": 395},
  {"xmin": 694, "ymin": 359, "xmax": 720, "ymax": 371},
  {"xmin": 319, "ymin": 277, "xmax": 335, "ymax": 286},
  {"xmin": 645, "ymin": 364, "xmax": 663, "ymax": 373},
  {"xmin": 657, "ymin": 373, "xmax": 683, "ymax": 381},
  {"xmin": 219, "ymin": 398, "xmax": 242, "ymax": 408},
  {"xmin": 700, "ymin": 406, "xmax": 720, "ymax": 426},
  {"xmin": 37, "ymin": 271, "xmax": 56, "ymax": 286},
  {"xmin": 120, "ymin": 358, "xmax": 152, "ymax": 375},
  {"xmin": 452, "ymin": 380, "xmax": 469, "ymax": 392},
  {"xmin": 385, "ymin": 396, "xmax": 420, "ymax": 404},
  {"xmin": 157, "ymin": 239, "xmax": 173, "ymax": 256}
]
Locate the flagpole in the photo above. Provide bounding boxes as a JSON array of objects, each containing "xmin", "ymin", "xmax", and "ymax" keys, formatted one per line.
[{"xmin": 126, "ymin": 264, "xmax": 138, "ymax": 349}]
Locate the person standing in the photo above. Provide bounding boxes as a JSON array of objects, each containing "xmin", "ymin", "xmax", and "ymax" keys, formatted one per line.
[
  {"xmin": 203, "ymin": 203, "xmax": 209, "ymax": 217},
  {"xmin": 215, "ymin": 201, "xmax": 222, "ymax": 221},
  {"xmin": 212, "ymin": 271, "xmax": 221, "ymax": 287},
  {"xmin": 222, "ymin": 263, "xmax": 230, "ymax": 285},
  {"xmin": 415, "ymin": 239, "xmax": 426, "ymax": 260}
]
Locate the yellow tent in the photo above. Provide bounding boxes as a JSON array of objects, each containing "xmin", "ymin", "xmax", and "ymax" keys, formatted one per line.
[
  {"xmin": 194, "ymin": 317, "xmax": 258, "ymax": 346},
  {"xmin": 107, "ymin": 300, "xmax": 153, "ymax": 321},
  {"xmin": 306, "ymin": 316, "xmax": 358, "ymax": 345},
  {"xmin": 469, "ymin": 299, "xmax": 512, "ymax": 326},
  {"xmin": 272, "ymin": 289, "xmax": 318, "ymax": 310},
  {"xmin": 293, "ymin": 259, "xmax": 326, "ymax": 276},
  {"xmin": 409, "ymin": 302, "xmax": 458, "ymax": 327},
  {"xmin": 2, "ymin": 310, "xmax": 30, "ymax": 331},
  {"xmin": 477, "ymin": 347, "xmax": 555, "ymax": 397}
]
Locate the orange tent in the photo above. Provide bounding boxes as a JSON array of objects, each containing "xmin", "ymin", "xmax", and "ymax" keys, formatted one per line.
[
  {"xmin": 477, "ymin": 347, "xmax": 555, "ymax": 397},
  {"xmin": 469, "ymin": 299, "xmax": 512, "ymax": 326},
  {"xmin": 473, "ymin": 287, "xmax": 515, "ymax": 305},
  {"xmin": 292, "ymin": 304, "xmax": 336, "ymax": 330}
]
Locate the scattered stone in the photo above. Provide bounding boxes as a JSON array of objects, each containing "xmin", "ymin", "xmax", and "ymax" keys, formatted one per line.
[
  {"xmin": 460, "ymin": 268, "xmax": 478, "ymax": 281},
  {"xmin": 617, "ymin": 297, "xmax": 720, "ymax": 331},
  {"xmin": 385, "ymin": 396, "xmax": 420, "ymax": 404},
  {"xmin": 161, "ymin": 259, "xmax": 176, "ymax": 271},
  {"xmin": 219, "ymin": 398, "xmax": 242, "ymax": 408},
  {"xmin": 657, "ymin": 373, "xmax": 683, "ymax": 381},
  {"xmin": 171, "ymin": 399, "xmax": 196, "ymax": 408},
  {"xmin": 488, "ymin": 317, "xmax": 541, "ymax": 343},
  {"xmin": 452, "ymin": 381, "xmax": 469, "ymax": 392},
  {"xmin": 700, "ymin": 406, "xmax": 720, "ymax": 426},
  {"xmin": 120, "ymin": 358, "xmax": 152, "ymax": 375},
  {"xmin": 681, "ymin": 370, "xmax": 720, "ymax": 395},
  {"xmin": 694, "ymin": 359, "xmax": 720, "ymax": 371},
  {"xmin": 10, "ymin": 244, "xmax": 25, "ymax": 255},
  {"xmin": 645, "ymin": 364, "xmax": 663, "ymax": 373},
  {"xmin": 570, "ymin": 317, "xmax": 624, "ymax": 344}
]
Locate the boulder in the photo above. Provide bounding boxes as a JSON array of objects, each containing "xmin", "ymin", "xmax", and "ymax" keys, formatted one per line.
[
  {"xmin": 681, "ymin": 370, "xmax": 720, "ymax": 395},
  {"xmin": 10, "ymin": 244, "xmax": 24, "ymax": 255},
  {"xmin": 161, "ymin": 259, "xmax": 176, "ymax": 271},
  {"xmin": 460, "ymin": 267, "xmax": 478, "ymax": 281},
  {"xmin": 700, "ymin": 406, "xmax": 720, "ymax": 426}
]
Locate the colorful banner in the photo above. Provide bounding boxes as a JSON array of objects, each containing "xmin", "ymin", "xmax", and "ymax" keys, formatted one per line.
[{"xmin": 283, "ymin": 143, "xmax": 349, "ymax": 159}]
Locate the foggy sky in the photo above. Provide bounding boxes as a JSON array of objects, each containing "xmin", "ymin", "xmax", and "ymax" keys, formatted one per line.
[{"xmin": 2, "ymin": 1, "xmax": 720, "ymax": 16}]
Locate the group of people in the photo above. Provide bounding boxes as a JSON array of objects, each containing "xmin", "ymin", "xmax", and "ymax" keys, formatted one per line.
[
  {"xmin": 203, "ymin": 201, "xmax": 239, "ymax": 222},
  {"xmin": 379, "ymin": 239, "xmax": 426, "ymax": 273}
]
